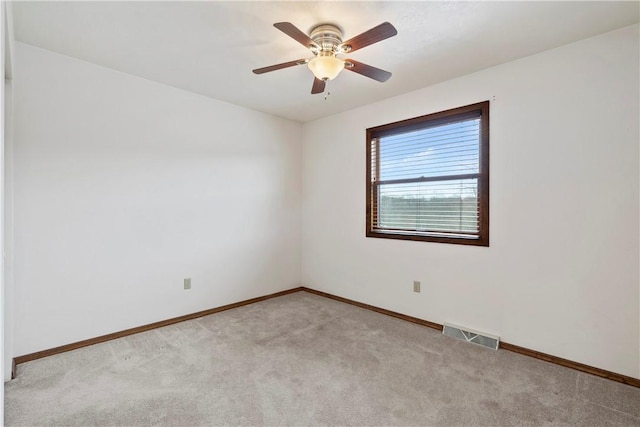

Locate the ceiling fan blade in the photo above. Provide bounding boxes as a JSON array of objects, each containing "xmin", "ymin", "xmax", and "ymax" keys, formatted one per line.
[
  {"xmin": 344, "ymin": 59, "xmax": 392, "ymax": 82},
  {"xmin": 339, "ymin": 22, "xmax": 397, "ymax": 53},
  {"xmin": 274, "ymin": 22, "xmax": 319, "ymax": 50},
  {"xmin": 253, "ymin": 59, "xmax": 308, "ymax": 74},
  {"xmin": 311, "ymin": 78, "xmax": 326, "ymax": 94}
]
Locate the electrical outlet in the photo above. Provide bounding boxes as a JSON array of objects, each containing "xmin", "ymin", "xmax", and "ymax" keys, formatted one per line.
[
  {"xmin": 413, "ymin": 281, "xmax": 421, "ymax": 293},
  {"xmin": 184, "ymin": 278, "xmax": 191, "ymax": 290}
]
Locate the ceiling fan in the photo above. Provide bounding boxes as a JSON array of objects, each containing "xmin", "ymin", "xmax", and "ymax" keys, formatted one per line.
[{"xmin": 253, "ymin": 21, "xmax": 398, "ymax": 94}]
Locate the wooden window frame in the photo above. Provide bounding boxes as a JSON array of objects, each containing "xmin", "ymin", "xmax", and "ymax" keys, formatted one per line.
[{"xmin": 366, "ymin": 101, "xmax": 490, "ymax": 246}]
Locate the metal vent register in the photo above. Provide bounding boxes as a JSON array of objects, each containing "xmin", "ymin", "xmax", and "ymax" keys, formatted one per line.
[{"xmin": 443, "ymin": 322, "xmax": 500, "ymax": 350}]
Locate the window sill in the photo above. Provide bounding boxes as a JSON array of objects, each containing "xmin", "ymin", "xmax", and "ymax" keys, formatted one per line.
[{"xmin": 366, "ymin": 229, "xmax": 489, "ymax": 246}]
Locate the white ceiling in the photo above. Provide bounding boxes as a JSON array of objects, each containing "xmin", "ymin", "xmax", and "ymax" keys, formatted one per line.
[{"xmin": 12, "ymin": 1, "xmax": 639, "ymax": 123}]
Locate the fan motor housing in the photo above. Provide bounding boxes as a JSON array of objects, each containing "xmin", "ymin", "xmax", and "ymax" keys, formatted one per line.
[{"xmin": 310, "ymin": 24, "xmax": 343, "ymax": 53}]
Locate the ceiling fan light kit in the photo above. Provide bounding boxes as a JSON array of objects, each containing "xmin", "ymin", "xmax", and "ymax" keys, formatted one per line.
[
  {"xmin": 253, "ymin": 21, "xmax": 397, "ymax": 95},
  {"xmin": 308, "ymin": 53, "xmax": 344, "ymax": 81}
]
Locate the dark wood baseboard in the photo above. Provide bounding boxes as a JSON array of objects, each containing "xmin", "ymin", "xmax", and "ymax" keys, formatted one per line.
[
  {"xmin": 499, "ymin": 342, "xmax": 640, "ymax": 387},
  {"xmin": 300, "ymin": 287, "xmax": 640, "ymax": 388},
  {"xmin": 12, "ymin": 285, "xmax": 640, "ymax": 388},
  {"xmin": 301, "ymin": 287, "xmax": 443, "ymax": 331},
  {"xmin": 13, "ymin": 287, "xmax": 304, "ymax": 367}
]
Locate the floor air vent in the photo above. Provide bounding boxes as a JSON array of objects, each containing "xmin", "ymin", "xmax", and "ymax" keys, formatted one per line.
[{"xmin": 443, "ymin": 322, "xmax": 499, "ymax": 350}]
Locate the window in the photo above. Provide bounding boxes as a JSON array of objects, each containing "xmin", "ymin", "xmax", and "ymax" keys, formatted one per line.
[{"xmin": 366, "ymin": 101, "xmax": 489, "ymax": 246}]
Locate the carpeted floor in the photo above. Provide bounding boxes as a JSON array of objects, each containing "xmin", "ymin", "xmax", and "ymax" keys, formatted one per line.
[{"xmin": 4, "ymin": 291, "xmax": 640, "ymax": 426}]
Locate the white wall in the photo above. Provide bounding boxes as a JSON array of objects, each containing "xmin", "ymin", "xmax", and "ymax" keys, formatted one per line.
[
  {"xmin": 1, "ymin": 4, "xmax": 5, "ymax": 425},
  {"xmin": 13, "ymin": 42, "xmax": 302, "ymax": 356},
  {"xmin": 302, "ymin": 25, "xmax": 640, "ymax": 378},
  {"xmin": 4, "ymin": 76, "xmax": 13, "ymax": 381},
  {"xmin": 2, "ymin": 5, "xmax": 15, "ymax": 427}
]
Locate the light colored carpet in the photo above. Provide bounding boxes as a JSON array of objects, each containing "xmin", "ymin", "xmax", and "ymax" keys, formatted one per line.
[{"xmin": 5, "ymin": 291, "xmax": 640, "ymax": 426}]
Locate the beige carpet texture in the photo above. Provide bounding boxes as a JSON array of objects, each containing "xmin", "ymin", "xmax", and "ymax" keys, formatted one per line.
[{"xmin": 5, "ymin": 291, "xmax": 640, "ymax": 426}]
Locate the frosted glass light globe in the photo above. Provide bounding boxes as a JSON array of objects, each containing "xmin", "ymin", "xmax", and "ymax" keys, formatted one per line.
[{"xmin": 308, "ymin": 55, "xmax": 344, "ymax": 81}]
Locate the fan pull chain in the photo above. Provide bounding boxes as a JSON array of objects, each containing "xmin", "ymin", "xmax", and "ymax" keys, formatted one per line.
[{"xmin": 324, "ymin": 79, "xmax": 331, "ymax": 101}]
